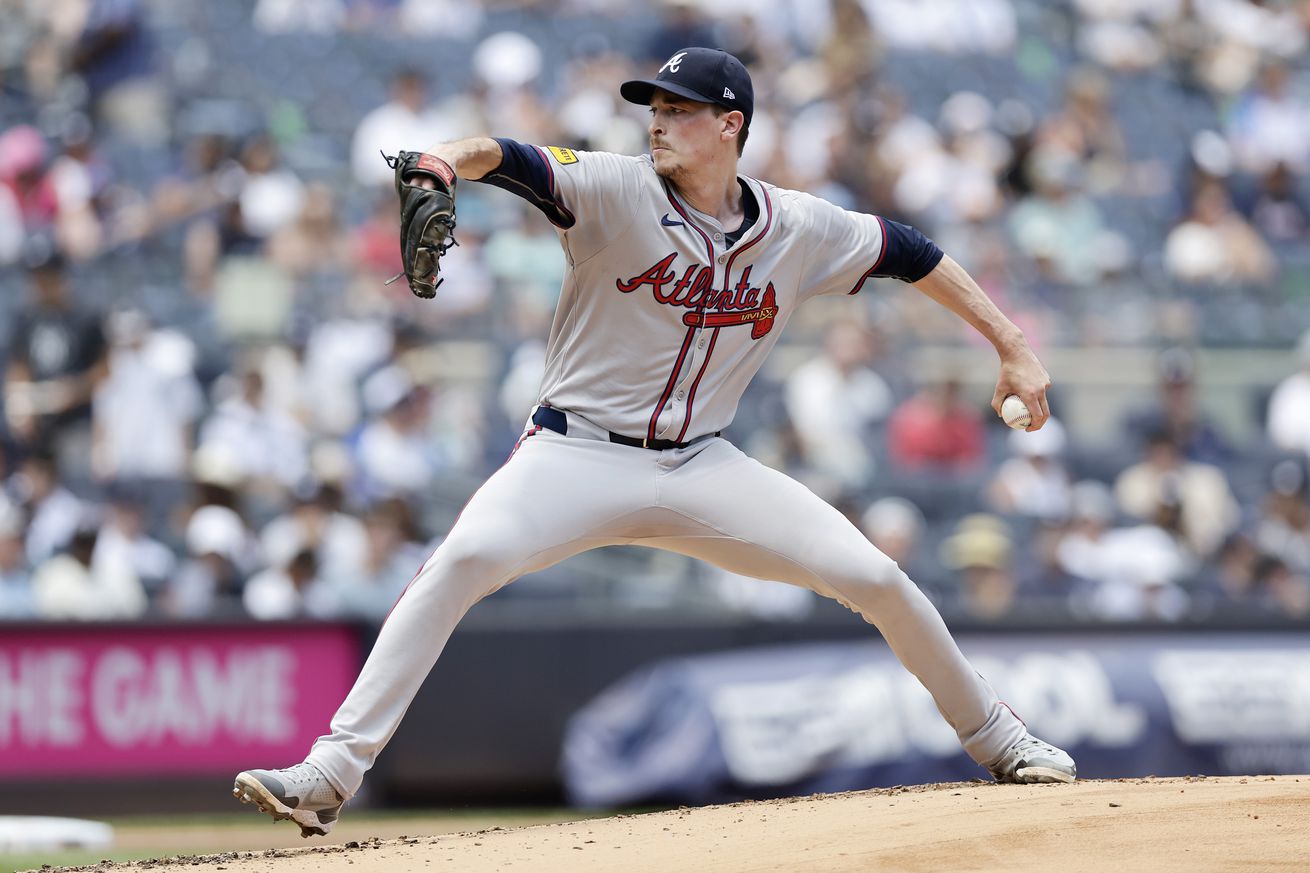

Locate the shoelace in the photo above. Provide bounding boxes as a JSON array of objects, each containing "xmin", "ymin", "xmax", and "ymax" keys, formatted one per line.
[
  {"xmin": 1012, "ymin": 736, "xmax": 1062, "ymax": 759},
  {"xmin": 279, "ymin": 763, "xmax": 341, "ymax": 805}
]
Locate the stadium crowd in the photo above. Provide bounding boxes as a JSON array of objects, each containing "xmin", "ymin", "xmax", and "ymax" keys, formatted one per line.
[{"xmin": 1, "ymin": 0, "xmax": 1309, "ymax": 625}]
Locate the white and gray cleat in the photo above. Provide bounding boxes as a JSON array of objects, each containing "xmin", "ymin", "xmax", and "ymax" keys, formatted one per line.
[
  {"xmin": 233, "ymin": 762, "xmax": 344, "ymax": 838},
  {"xmin": 988, "ymin": 734, "xmax": 1077, "ymax": 784}
]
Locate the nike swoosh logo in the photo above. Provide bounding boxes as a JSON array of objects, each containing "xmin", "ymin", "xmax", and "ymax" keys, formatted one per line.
[{"xmin": 661, "ymin": 213, "xmax": 684, "ymax": 228}]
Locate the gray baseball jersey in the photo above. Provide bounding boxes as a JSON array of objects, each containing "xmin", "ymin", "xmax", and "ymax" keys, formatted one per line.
[
  {"xmin": 302, "ymin": 143, "xmax": 1025, "ymax": 801},
  {"xmin": 531, "ymin": 147, "xmax": 899, "ymax": 443}
]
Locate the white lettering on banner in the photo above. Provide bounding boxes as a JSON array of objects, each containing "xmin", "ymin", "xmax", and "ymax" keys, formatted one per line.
[
  {"xmin": 976, "ymin": 653, "xmax": 1146, "ymax": 748},
  {"xmin": 1152, "ymin": 651, "xmax": 1310, "ymax": 744},
  {"xmin": 710, "ymin": 652, "xmax": 1145, "ymax": 786},
  {"xmin": 0, "ymin": 650, "xmax": 85, "ymax": 747},
  {"xmin": 92, "ymin": 647, "xmax": 298, "ymax": 747}
]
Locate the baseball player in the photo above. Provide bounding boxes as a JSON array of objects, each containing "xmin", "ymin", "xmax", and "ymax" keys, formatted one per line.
[{"xmin": 234, "ymin": 48, "xmax": 1075, "ymax": 837}]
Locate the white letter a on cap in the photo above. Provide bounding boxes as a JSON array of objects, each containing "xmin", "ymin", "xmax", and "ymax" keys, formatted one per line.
[
  {"xmin": 723, "ymin": 87, "xmax": 735, "ymax": 99},
  {"xmin": 660, "ymin": 51, "xmax": 687, "ymax": 74}
]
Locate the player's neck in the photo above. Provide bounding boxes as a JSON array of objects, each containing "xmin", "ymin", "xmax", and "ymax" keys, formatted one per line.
[{"xmin": 672, "ymin": 160, "xmax": 743, "ymax": 228}]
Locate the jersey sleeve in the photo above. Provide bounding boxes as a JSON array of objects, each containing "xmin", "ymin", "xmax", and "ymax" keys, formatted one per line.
[
  {"xmin": 474, "ymin": 140, "xmax": 646, "ymax": 264},
  {"xmin": 800, "ymin": 194, "xmax": 944, "ymax": 298}
]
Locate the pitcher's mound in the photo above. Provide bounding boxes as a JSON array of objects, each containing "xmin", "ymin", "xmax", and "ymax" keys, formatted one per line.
[{"xmin": 47, "ymin": 776, "xmax": 1309, "ymax": 873}]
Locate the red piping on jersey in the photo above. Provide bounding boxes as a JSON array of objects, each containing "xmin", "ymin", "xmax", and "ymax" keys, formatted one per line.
[
  {"xmin": 646, "ymin": 183, "xmax": 717, "ymax": 442},
  {"xmin": 529, "ymin": 145, "xmax": 577, "ymax": 229},
  {"xmin": 846, "ymin": 215, "xmax": 888, "ymax": 296},
  {"xmin": 674, "ymin": 183, "xmax": 775, "ymax": 441}
]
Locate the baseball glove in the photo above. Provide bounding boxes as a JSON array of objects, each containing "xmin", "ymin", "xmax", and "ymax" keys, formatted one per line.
[{"xmin": 382, "ymin": 150, "xmax": 458, "ymax": 299}]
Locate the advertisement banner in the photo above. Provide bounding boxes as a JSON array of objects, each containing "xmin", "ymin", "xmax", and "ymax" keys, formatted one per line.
[
  {"xmin": 0, "ymin": 624, "xmax": 357, "ymax": 777},
  {"xmin": 561, "ymin": 633, "xmax": 1310, "ymax": 807}
]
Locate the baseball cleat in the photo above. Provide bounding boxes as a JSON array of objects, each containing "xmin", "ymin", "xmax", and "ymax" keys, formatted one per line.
[
  {"xmin": 233, "ymin": 762, "xmax": 344, "ymax": 838},
  {"xmin": 988, "ymin": 734, "xmax": 1077, "ymax": 784}
]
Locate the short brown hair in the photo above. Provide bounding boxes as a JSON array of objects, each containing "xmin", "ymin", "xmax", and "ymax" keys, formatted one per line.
[{"xmin": 712, "ymin": 106, "xmax": 749, "ymax": 156}]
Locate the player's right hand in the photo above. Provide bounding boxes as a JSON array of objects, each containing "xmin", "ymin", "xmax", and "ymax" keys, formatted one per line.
[{"xmin": 992, "ymin": 344, "xmax": 1051, "ymax": 432}]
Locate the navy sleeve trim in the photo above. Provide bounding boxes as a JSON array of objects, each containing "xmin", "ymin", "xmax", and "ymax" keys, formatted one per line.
[
  {"xmin": 873, "ymin": 218, "xmax": 944, "ymax": 282},
  {"xmin": 475, "ymin": 138, "xmax": 577, "ymax": 229}
]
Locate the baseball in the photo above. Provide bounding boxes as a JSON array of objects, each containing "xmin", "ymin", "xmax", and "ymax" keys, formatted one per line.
[{"xmin": 1000, "ymin": 394, "xmax": 1031, "ymax": 429}]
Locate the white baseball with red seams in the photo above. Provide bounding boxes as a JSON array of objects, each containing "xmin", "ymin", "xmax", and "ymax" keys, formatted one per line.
[
  {"xmin": 1001, "ymin": 394, "xmax": 1032, "ymax": 429},
  {"xmin": 300, "ymin": 145, "xmax": 1032, "ymax": 801}
]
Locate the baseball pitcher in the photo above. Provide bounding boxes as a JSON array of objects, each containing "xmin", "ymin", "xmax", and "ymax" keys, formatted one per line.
[{"xmin": 234, "ymin": 48, "xmax": 1073, "ymax": 837}]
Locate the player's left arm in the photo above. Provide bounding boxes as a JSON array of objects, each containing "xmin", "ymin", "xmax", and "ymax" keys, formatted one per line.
[{"xmin": 912, "ymin": 255, "xmax": 1051, "ymax": 431}]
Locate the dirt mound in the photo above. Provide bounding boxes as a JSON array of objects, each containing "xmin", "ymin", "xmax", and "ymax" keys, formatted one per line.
[{"xmin": 40, "ymin": 776, "xmax": 1308, "ymax": 873}]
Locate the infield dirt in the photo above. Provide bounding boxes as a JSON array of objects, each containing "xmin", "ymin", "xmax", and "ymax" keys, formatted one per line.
[{"xmin": 37, "ymin": 775, "xmax": 1309, "ymax": 873}]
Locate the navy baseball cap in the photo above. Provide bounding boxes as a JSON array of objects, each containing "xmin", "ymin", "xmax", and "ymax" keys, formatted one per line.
[{"xmin": 621, "ymin": 48, "xmax": 754, "ymax": 125}]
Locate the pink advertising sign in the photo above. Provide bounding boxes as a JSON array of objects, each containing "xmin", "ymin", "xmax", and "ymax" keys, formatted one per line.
[{"xmin": 0, "ymin": 624, "xmax": 358, "ymax": 777}]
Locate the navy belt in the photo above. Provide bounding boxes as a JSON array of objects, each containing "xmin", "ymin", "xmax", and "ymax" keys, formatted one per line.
[{"xmin": 532, "ymin": 407, "xmax": 718, "ymax": 451}]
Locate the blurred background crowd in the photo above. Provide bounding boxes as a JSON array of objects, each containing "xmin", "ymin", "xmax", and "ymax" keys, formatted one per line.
[{"xmin": 1, "ymin": 0, "xmax": 1309, "ymax": 626}]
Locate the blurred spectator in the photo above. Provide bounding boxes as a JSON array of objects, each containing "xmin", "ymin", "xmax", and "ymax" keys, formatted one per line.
[
  {"xmin": 1250, "ymin": 555, "xmax": 1310, "ymax": 618},
  {"xmin": 892, "ymin": 91, "xmax": 1006, "ymax": 228},
  {"xmin": 0, "ymin": 126, "xmax": 60, "ymax": 263},
  {"xmin": 300, "ymin": 311, "xmax": 394, "ymax": 437},
  {"xmin": 262, "ymin": 483, "xmax": 368, "ymax": 580},
  {"xmin": 1121, "ymin": 347, "xmax": 1231, "ymax": 464},
  {"xmin": 887, "ymin": 378, "xmax": 984, "ymax": 471},
  {"xmin": 860, "ymin": 497, "xmax": 936, "ymax": 591},
  {"xmin": 1267, "ymin": 330, "xmax": 1310, "ymax": 459},
  {"xmin": 329, "ymin": 498, "xmax": 427, "ymax": 621},
  {"xmin": 1254, "ymin": 459, "xmax": 1310, "ymax": 573},
  {"xmin": 1054, "ymin": 479, "xmax": 1118, "ymax": 586},
  {"xmin": 484, "ymin": 216, "xmax": 568, "ymax": 312},
  {"xmin": 91, "ymin": 310, "xmax": 204, "ymax": 482},
  {"xmin": 1192, "ymin": 1, "xmax": 1306, "ymax": 95},
  {"xmin": 1073, "ymin": 0, "xmax": 1177, "ymax": 73},
  {"xmin": 1008, "ymin": 149, "xmax": 1126, "ymax": 285},
  {"xmin": 1114, "ymin": 432, "xmax": 1239, "ymax": 557},
  {"xmin": 1240, "ymin": 162, "xmax": 1310, "ymax": 244},
  {"xmin": 643, "ymin": 2, "xmax": 718, "ymax": 63},
  {"xmin": 253, "ymin": 0, "xmax": 347, "ymax": 34},
  {"xmin": 266, "ymin": 183, "xmax": 351, "ymax": 282},
  {"xmin": 865, "ymin": 0, "xmax": 1016, "ymax": 54},
  {"xmin": 13, "ymin": 449, "xmax": 84, "ymax": 566},
  {"xmin": 1195, "ymin": 531, "xmax": 1260, "ymax": 613},
  {"xmin": 0, "ymin": 505, "xmax": 34, "ymax": 619},
  {"xmin": 940, "ymin": 514, "xmax": 1017, "ymax": 620},
  {"xmin": 235, "ymin": 135, "xmax": 305, "ymax": 241},
  {"xmin": 244, "ymin": 548, "xmax": 340, "ymax": 620},
  {"xmin": 1226, "ymin": 63, "xmax": 1310, "ymax": 175},
  {"xmin": 71, "ymin": 0, "xmax": 167, "ymax": 145},
  {"xmin": 197, "ymin": 365, "xmax": 309, "ymax": 493},
  {"xmin": 354, "ymin": 366, "xmax": 445, "ymax": 500},
  {"xmin": 5, "ymin": 246, "xmax": 108, "ymax": 467},
  {"xmin": 1035, "ymin": 69, "xmax": 1128, "ymax": 194},
  {"xmin": 820, "ymin": 0, "xmax": 881, "ymax": 89},
  {"xmin": 784, "ymin": 321, "xmax": 892, "ymax": 490},
  {"xmin": 499, "ymin": 339, "xmax": 547, "ymax": 432},
  {"xmin": 352, "ymin": 68, "xmax": 462, "ymax": 188},
  {"xmin": 987, "ymin": 417, "xmax": 1073, "ymax": 521},
  {"xmin": 32, "ymin": 514, "xmax": 147, "ymax": 620},
  {"xmin": 91, "ymin": 483, "xmax": 176, "ymax": 602},
  {"xmin": 164, "ymin": 504, "xmax": 257, "ymax": 619},
  {"xmin": 1083, "ymin": 500, "xmax": 1193, "ymax": 621},
  {"xmin": 1163, "ymin": 178, "xmax": 1275, "ymax": 283}
]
